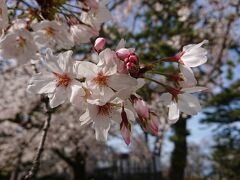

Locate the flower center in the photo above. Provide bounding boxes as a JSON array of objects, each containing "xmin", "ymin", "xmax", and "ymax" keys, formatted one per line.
[
  {"xmin": 53, "ymin": 72, "xmax": 72, "ymax": 87},
  {"xmin": 44, "ymin": 27, "xmax": 55, "ymax": 36},
  {"xmin": 93, "ymin": 72, "xmax": 108, "ymax": 87},
  {"xmin": 168, "ymin": 87, "xmax": 181, "ymax": 98},
  {"xmin": 97, "ymin": 103, "xmax": 112, "ymax": 116},
  {"xmin": 16, "ymin": 36, "xmax": 26, "ymax": 48}
]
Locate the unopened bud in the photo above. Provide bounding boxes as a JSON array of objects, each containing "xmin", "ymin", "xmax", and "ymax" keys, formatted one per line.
[
  {"xmin": 116, "ymin": 48, "xmax": 132, "ymax": 60},
  {"xmin": 128, "ymin": 54, "xmax": 138, "ymax": 62},
  {"xmin": 94, "ymin": 37, "xmax": 106, "ymax": 53}
]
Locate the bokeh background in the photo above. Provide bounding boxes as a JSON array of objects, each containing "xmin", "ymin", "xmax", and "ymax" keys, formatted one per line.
[{"xmin": 0, "ymin": 0, "xmax": 240, "ymax": 180}]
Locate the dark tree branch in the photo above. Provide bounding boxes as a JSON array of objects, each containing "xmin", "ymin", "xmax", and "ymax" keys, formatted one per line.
[{"xmin": 24, "ymin": 99, "xmax": 52, "ymax": 180}]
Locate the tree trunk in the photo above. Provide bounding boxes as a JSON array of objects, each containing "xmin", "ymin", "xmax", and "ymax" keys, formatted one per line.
[
  {"xmin": 72, "ymin": 152, "xmax": 86, "ymax": 180},
  {"xmin": 169, "ymin": 117, "xmax": 188, "ymax": 180},
  {"xmin": 72, "ymin": 163, "xmax": 86, "ymax": 180}
]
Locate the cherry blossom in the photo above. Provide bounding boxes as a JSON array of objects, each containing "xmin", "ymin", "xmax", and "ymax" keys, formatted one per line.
[
  {"xmin": 32, "ymin": 20, "xmax": 73, "ymax": 50},
  {"xmin": 131, "ymin": 95, "xmax": 159, "ymax": 135},
  {"xmin": 176, "ymin": 40, "xmax": 208, "ymax": 67},
  {"xmin": 159, "ymin": 86, "xmax": 207, "ymax": 124},
  {"xmin": 79, "ymin": 98, "xmax": 135, "ymax": 142},
  {"xmin": 76, "ymin": 50, "xmax": 138, "ymax": 104},
  {"xmin": 70, "ymin": 24, "xmax": 99, "ymax": 45},
  {"xmin": 0, "ymin": 28, "xmax": 38, "ymax": 63},
  {"xmin": 120, "ymin": 106, "xmax": 132, "ymax": 145},
  {"xmin": 27, "ymin": 49, "xmax": 85, "ymax": 108},
  {"xmin": 81, "ymin": 0, "xmax": 112, "ymax": 30},
  {"xmin": 0, "ymin": 0, "xmax": 210, "ymax": 147}
]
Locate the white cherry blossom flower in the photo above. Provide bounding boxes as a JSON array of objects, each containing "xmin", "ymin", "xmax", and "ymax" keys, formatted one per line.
[
  {"xmin": 0, "ymin": 0, "xmax": 8, "ymax": 30},
  {"xmin": 32, "ymin": 20, "xmax": 73, "ymax": 50},
  {"xmin": 70, "ymin": 24, "xmax": 99, "ymax": 45},
  {"xmin": 81, "ymin": 0, "xmax": 111, "ymax": 30},
  {"xmin": 159, "ymin": 86, "xmax": 207, "ymax": 124},
  {"xmin": 76, "ymin": 53, "xmax": 138, "ymax": 104},
  {"xmin": 27, "ymin": 49, "xmax": 85, "ymax": 108},
  {"xmin": 79, "ymin": 98, "xmax": 135, "ymax": 142},
  {"xmin": 0, "ymin": 29, "xmax": 38, "ymax": 63},
  {"xmin": 177, "ymin": 40, "xmax": 208, "ymax": 67}
]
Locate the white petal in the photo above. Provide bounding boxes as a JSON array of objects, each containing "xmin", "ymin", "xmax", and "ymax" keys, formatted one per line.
[
  {"xmin": 159, "ymin": 93, "xmax": 172, "ymax": 106},
  {"xmin": 181, "ymin": 54, "xmax": 207, "ymax": 67},
  {"xmin": 28, "ymin": 74, "xmax": 56, "ymax": 94},
  {"xmin": 58, "ymin": 50, "xmax": 73, "ymax": 73},
  {"xmin": 110, "ymin": 110, "xmax": 122, "ymax": 123},
  {"xmin": 94, "ymin": 117, "xmax": 111, "ymax": 142},
  {"xmin": 168, "ymin": 101, "xmax": 180, "ymax": 124},
  {"xmin": 182, "ymin": 86, "xmax": 207, "ymax": 93},
  {"xmin": 179, "ymin": 64, "xmax": 197, "ymax": 87},
  {"xmin": 75, "ymin": 61, "xmax": 98, "ymax": 78},
  {"xmin": 79, "ymin": 110, "xmax": 92, "ymax": 126},
  {"xmin": 108, "ymin": 74, "xmax": 138, "ymax": 91},
  {"xmin": 38, "ymin": 81, "xmax": 57, "ymax": 94},
  {"xmin": 44, "ymin": 49, "xmax": 63, "ymax": 73},
  {"xmin": 49, "ymin": 87, "xmax": 66, "ymax": 108},
  {"xmin": 178, "ymin": 93, "xmax": 201, "ymax": 115},
  {"xmin": 116, "ymin": 39, "xmax": 126, "ymax": 50},
  {"xmin": 69, "ymin": 81, "xmax": 86, "ymax": 108}
]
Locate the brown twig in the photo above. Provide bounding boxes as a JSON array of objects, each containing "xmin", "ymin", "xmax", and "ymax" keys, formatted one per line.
[{"xmin": 24, "ymin": 99, "xmax": 52, "ymax": 180}]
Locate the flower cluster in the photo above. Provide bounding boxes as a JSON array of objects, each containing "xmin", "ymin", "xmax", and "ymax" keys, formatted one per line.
[{"xmin": 0, "ymin": 0, "xmax": 208, "ymax": 145}]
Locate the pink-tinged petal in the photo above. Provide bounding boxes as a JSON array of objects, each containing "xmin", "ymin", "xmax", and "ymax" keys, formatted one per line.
[
  {"xmin": 49, "ymin": 87, "xmax": 66, "ymax": 108},
  {"xmin": 168, "ymin": 101, "xmax": 180, "ymax": 124},
  {"xmin": 179, "ymin": 64, "xmax": 197, "ymax": 87},
  {"xmin": 178, "ymin": 93, "xmax": 201, "ymax": 115},
  {"xmin": 108, "ymin": 74, "xmax": 138, "ymax": 91},
  {"xmin": 159, "ymin": 93, "xmax": 172, "ymax": 106},
  {"xmin": 120, "ymin": 106, "xmax": 131, "ymax": 145},
  {"xmin": 182, "ymin": 86, "xmax": 207, "ymax": 93}
]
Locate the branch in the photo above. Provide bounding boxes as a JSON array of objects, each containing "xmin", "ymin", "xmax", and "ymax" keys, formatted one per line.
[{"xmin": 24, "ymin": 99, "xmax": 52, "ymax": 180}]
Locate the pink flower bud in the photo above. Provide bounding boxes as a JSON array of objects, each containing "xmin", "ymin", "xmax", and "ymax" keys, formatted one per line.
[
  {"xmin": 116, "ymin": 48, "xmax": 132, "ymax": 60},
  {"xmin": 132, "ymin": 96, "xmax": 149, "ymax": 119},
  {"xmin": 145, "ymin": 112, "xmax": 159, "ymax": 135},
  {"xmin": 126, "ymin": 62, "xmax": 135, "ymax": 70},
  {"xmin": 120, "ymin": 106, "xmax": 131, "ymax": 145},
  {"xmin": 94, "ymin": 37, "xmax": 106, "ymax": 53},
  {"xmin": 128, "ymin": 54, "xmax": 138, "ymax": 62}
]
